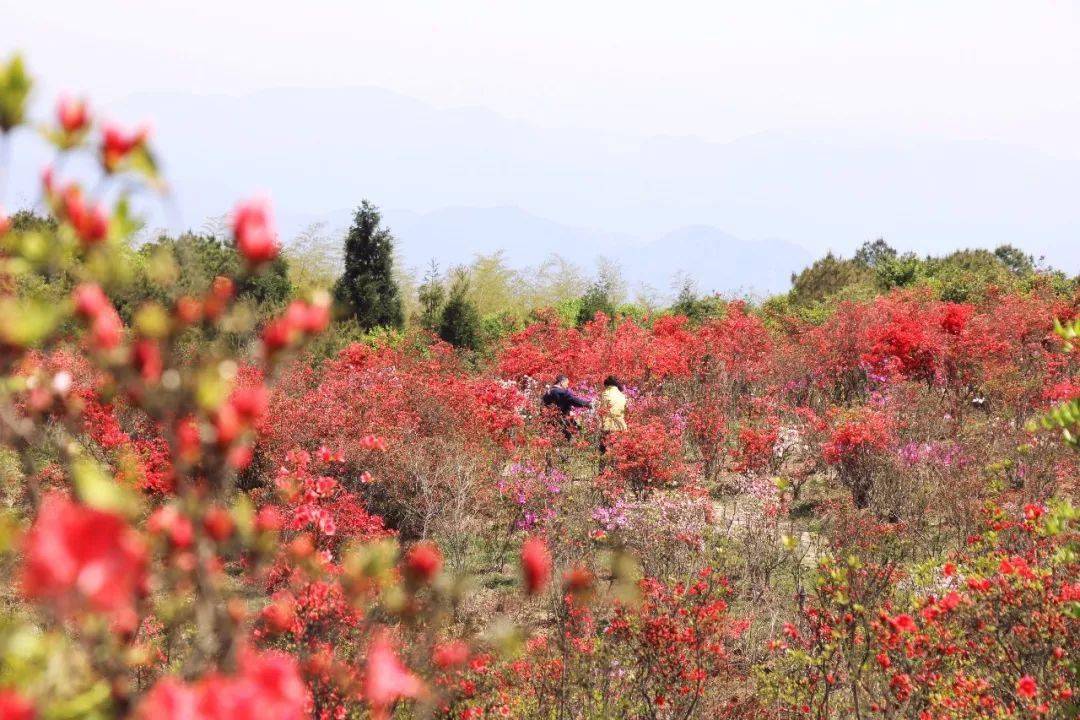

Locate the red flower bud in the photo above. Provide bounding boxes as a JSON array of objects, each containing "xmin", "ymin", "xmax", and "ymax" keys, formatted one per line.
[
  {"xmin": 41, "ymin": 166, "xmax": 55, "ymax": 195},
  {"xmin": 57, "ymin": 95, "xmax": 90, "ymax": 134},
  {"xmin": 91, "ymin": 309, "xmax": 123, "ymax": 350},
  {"xmin": 404, "ymin": 541, "xmax": 443, "ymax": 585},
  {"xmin": 227, "ymin": 444, "xmax": 253, "ymax": 470},
  {"xmin": 174, "ymin": 296, "xmax": 202, "ymax": 325},
  {"xmin": 562, "ymin": 565, "xmax": 593, "ymax": 595},
  {"xmin": 521, "ymin": 536, "xmax": 551, "ymax": 596},
  {"xmin": 261, "ymin": 317, "xmax": 297, "ymax": 353},
  {"xmin": 0, "ymin": 206, "xmax": 10, "ymax": 237},
  {"xmin": 0, "ymin": 689, "xmax": 35, "ymax": 720},
  {"xmin": 301, "ymin": 301, "xmax": 330, "ymax": 334},
  {"xmin": 288, "ymin": 534, "xmax": 315, "ymax": 560},
  {"xmin": 101, "ymin": 122, "xmax": 148, "ymax": 171},
  {"xmin": 203, "ymin": 506, "xmax": 235, "ymax": 542},
  {"xmin": 211, "ymin": 276, "xmax": 235, "ymax": 302},
  {"xmin": 176, "ymin": 416, "xmax": 201, "ymax": 462},
  {"xmin": 148, "ymin": 505, "xmax": 193, "ymax": 549},
  {"xmin": 232, "ymin": 197, "xmax": 280, "ymax": 265},
  {"xmin": 77, "ymin": 204, "xmax": 109, "ymax": 246},
  {"xmin": 73, "ymin": 283, "xmax": 111, "ymax": 318},
  {"xmin": 62, "ymin": 185, "xmax": 107, "ymax": 245},
  {"xmin": 214, "ymin": 404, "xmax": 241, "ymax": 446},
  {"xmin": 285, "ymin": 300, "xmax": 308, "ymax": 329},
  {"xmin": 133, "ymin": 340, "xmax": 162, "ymax": 382}
]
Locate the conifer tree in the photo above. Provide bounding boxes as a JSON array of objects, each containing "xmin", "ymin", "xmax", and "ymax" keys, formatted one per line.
[
  {"xmin": 438, "ymin": 269, "xmax": 481, "ymax": 350},
  {"xmin": 333, "ymin": 200, "xmax": 403, "ymax": 330}
]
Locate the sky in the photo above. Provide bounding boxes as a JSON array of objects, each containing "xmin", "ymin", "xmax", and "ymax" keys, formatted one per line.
[
  {"xmin": 5, "ymin": 0, "xmax": 1080, "ymax": 156},
  {"xmin": 3, "ymin": 1, "xmax": 1079, "ymax": 282}
]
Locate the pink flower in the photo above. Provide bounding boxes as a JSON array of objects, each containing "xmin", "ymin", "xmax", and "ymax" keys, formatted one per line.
[
  {"xmin": 73, "ymin": 283, "xmax": 111, "ymax": 318},
  {"xmin": 90, "ymin": 308, "xmax": 124, "ymax": 350},
  {"xmin": 137, "ymin": 678, "xmax": 197, "ymax": 720},
  {"xmin": 232, "ymin": 197, "xmax": 280, "ymax": 264},
  {"xmin": 238, "ymin": 649, "xmax": 309, "ymax": 718},
  {"xmin": 364, "ymin": 635, "xmax": 422, "ymax": 720},
  {"xmin": 22, "ymin": 493, "xmax": 147, "ymax": 621}
]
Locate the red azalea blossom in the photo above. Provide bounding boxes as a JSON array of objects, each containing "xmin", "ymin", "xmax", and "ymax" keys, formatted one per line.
[
  {"xmin": 889, "ymin": 613, "xmax": 917, "ymax": 633},
  {"xmin": 1023, "ymin": 503, "xmax": 1044, "ymax": 521},
  {"xmin": 22, "ymin": 493, "xmax": 146, "ymax": 621}
]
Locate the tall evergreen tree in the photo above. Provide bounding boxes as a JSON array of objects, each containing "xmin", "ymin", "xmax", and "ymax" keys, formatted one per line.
[
  {"xmin": 438, "ymin": 269, "xmax": 481, "ymax": 350},
  {"xmin": 333, "ymin": 200, "xmax": 403, "ymax": 330}
]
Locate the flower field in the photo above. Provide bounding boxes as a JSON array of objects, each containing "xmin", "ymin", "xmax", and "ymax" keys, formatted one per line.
[{"xmin": 0, "ymin": 56, "xmax": 1077, "ymax": 720}]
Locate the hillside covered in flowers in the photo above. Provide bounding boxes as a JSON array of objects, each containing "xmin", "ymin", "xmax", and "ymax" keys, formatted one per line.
[{"xmin": 0, "ymin": 56, "xmax": 1077, "ymax": 720}]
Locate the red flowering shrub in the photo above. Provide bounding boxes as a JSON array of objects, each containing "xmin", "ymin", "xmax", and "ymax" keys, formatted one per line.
[
  {"xmin": 821, "ymin": 406, "xmax": 895, "ymax": 508},
  {"xmin": 606, "ymin": 568, "xmax": 745, "ymax": 718},
  {"xmin": 602, "ymin": 415, "xmax": 688, "ymax": 496},
  {"xmin": 766, "ymin": 503, "xmax": 1079, "ymax": 719}
]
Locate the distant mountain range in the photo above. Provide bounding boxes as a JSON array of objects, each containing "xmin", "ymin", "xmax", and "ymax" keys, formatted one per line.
[
  {"xmin": 4, "ymin": 85, "xmax": 1076, "ymax": 295},
  {"xmin": 297, "ymin": 205, "xmax": 811, "ymax": 295}
]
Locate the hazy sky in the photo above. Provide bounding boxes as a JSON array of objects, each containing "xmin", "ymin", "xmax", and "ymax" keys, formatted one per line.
[{"xmin": 5, "ymin": 1, "xmax": 1079, "ymax": 156}]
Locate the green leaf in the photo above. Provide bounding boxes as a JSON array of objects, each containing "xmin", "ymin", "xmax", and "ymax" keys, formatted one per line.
[
  {"xmin": 0, "ymin": 53, "xmax": 33, "ymax": 132},
  {"xmin": 71, "ymin": 456, "xmax": 138, "ymax": 516},
  {"xmin": 0, "ymin": 296, "xmax": 62, "ymax": 347},
  {"xmin": 41, "ymin": 680, "xmax": 112, "ymax": 720}
]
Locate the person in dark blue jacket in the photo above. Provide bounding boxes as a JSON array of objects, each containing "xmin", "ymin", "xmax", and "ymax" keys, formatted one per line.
[{"xmin": 541, "ymin": 374, "xmax": 592, "ymax": 438}]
